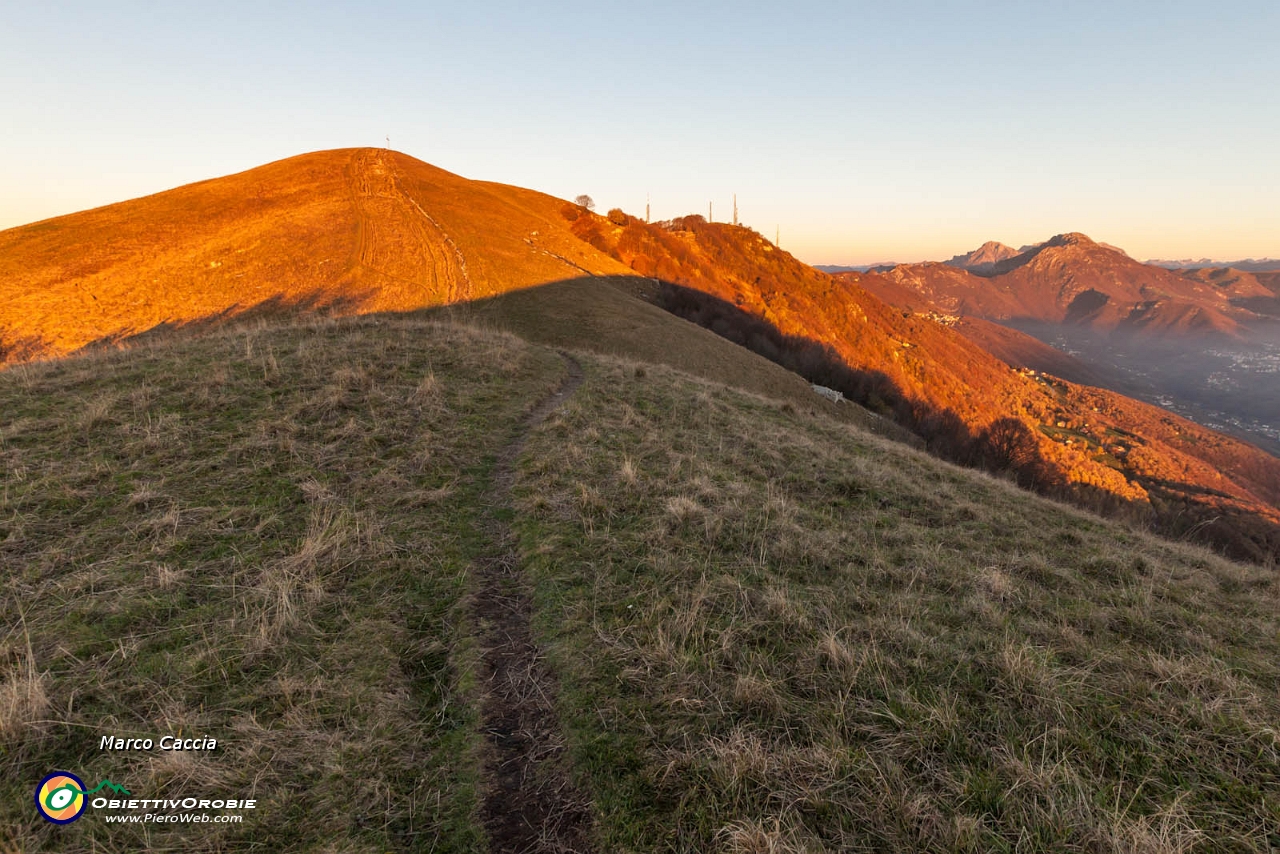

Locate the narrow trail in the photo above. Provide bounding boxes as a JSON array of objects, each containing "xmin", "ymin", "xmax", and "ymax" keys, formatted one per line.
[
  {"xmin": 473, "ymin": 353, "xmax": 595, "ymax": 854},
  {"xmin": 388, "ymin": 159, "xmax": 475, "ymax": 303},
  {"xmin": 343, "ymin": 149, "xmax": 467, "ymax": 308},
  {"xmin": 523, "ymin": 236, "xmax": 595, "ymax": 279}
]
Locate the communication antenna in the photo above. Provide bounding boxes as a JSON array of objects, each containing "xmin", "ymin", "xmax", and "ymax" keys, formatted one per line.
[
  {"xmin": 733, "ymin": 194, "xmax": 738, "ymax": 226},
  {"xmin": 775, "ymin": 225, "xmax": 780, "ymax": 248},
  {"xmin": 385, "ymin": 135, "xmax": 390, "ymax": 150},
  {"xmin": 646, "ymin": 192, "xmax": 650, "ymax": 223},
  {"xmin": 709, "ymin": 201, "xmax": 713, "ymax": 222}
]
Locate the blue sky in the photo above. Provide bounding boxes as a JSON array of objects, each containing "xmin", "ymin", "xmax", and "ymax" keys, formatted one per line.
[{"xmin": 2, "ymin": 1, "xmax": 1277, "ymax": 264}]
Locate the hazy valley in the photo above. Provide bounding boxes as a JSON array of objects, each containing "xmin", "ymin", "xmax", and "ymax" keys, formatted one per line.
[{"xmin": 1003, "ymin": 320, "xmax": 1280, "ymax": 457}]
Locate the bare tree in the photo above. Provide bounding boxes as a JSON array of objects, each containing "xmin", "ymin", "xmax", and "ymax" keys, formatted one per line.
[
  {"xmin": 978, "ymin": 417, "xmax": 1040, "ymax": 473},
  {"xmin": 574, "ymin": 194, "xmax": 595, "ymax": 211},
  {"xmin": 977, "ymin": 417, "xmax": 1061, "ymax": 490}
]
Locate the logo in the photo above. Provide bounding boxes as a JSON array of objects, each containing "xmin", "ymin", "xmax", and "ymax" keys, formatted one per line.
[{"xmin": 35, "ymin": 772, "xmax": 130, "ymax": 824}]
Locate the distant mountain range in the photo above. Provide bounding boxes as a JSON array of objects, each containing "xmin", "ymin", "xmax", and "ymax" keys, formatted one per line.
[
  {"xmin": 1147, "ymin": 258, "xmax": 1280, "ymax": 272},
  {"xmin": 946, "ymin": 237, "xmax": 1132, "ymax": 275},
  {"xmin": 845, "ymin": 232, "xmax": 1280, "ymax": 337},
  {"xmin": 814, "ymin": 263, "xmax": 898, "ymax": 273},
  {"xmin": 832, "ymin": 232, "xmax": 1280, "ymax": 483}
]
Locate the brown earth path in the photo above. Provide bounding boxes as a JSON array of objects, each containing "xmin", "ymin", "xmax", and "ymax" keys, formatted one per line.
[
  {"xmin": 386, "ymin": 153, "xmax": 475, "ymax": 302},
  {"xmin": 345, "ymin": 149, "xmax": 468, "ymax": 307},
  {"xmin": 473, "ymin": 352, "xmax": 595, "ymax": 853}
]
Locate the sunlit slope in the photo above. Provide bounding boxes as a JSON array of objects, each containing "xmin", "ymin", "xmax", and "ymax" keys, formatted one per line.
[
  {"xmin": 571, "ymin": 213, "xmax": 1280, "ymax": 560},
  {"xmin": 0, "ymin": 148, "xmax": 630, "ymax": 358},
  {"xmin": 871, "ymin": 233, "xmax": 1264, "ymax": 336}
]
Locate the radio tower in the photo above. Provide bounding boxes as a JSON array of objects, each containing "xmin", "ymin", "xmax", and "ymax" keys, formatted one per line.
[
  {"xmin": 646, "ymin": 192, "xmax": 650, "ymax": 223},
  {"xmin": 733, "ymin": 194, "xmax": 738, "ymax": 226},
  {"xmin": 708, "ymin": 201, "xmax": 713, "ymax": 222}
]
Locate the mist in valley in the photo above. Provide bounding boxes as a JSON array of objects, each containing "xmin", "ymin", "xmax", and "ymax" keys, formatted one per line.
[{"xmin": 1006, "ymin": 320, "xmax": 1280, "ymax": 457}]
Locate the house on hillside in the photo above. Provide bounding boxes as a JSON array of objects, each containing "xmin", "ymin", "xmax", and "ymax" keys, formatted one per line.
[{"xmin": 811, "ymin": 384, "xmax": 844, "ymax": 404}]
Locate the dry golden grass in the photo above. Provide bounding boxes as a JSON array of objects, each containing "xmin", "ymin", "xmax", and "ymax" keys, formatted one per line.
[
  {"xmin": 0, "ymin": 148, "xmax": 634, "ymax": 363},
  {"xmin": 515, "ymin": 353, "xmax": 1280, "ymax": 852},
  {"xmin": 6, "ymin": 309, "xmax": 1280, "ymax": 851},
  {"xmin": 0, "ymin": 662, "xmax": 49, "ymax": 744},
  {"xmin": 0, "ymin": 316, "xmax": 567, "ymax": 851},
  {"xmin": 718, "ymin": 816, "xmax": 818, "ymax": 854}
]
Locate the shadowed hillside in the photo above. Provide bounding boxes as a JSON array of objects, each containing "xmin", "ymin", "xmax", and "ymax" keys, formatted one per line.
[
  {"xmin": 3, "ymin": 150, "xmax": 1279, "ymax": 563},
  {"xmin": 424, "ymin": 275, "xmax": 910, "ymax": 442}
]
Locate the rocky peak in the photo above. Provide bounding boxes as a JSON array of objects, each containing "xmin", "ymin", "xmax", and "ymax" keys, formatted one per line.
[{"xmin": 945, "ymin": 241, "xmax": 1021, "ymax": 272}]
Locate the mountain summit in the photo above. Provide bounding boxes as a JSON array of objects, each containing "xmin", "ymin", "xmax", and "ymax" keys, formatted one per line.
[
  {"xmin": 945, "ymin": 240, "xmax": 1021, "ymax": 274},
  {"xmin": 875, "ymin": 232, "xmax": 1264, "ymax": 335}
]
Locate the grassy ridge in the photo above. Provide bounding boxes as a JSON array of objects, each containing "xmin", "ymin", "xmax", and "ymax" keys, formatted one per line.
[
  {"xmin": 4, "ymin": 317, "xmax": 1280, "ymax": 852},
  {"xmin": 1, "ymin": 318, "xmax": 564, "ymax": 851},
  {"xmin": 516, "ymin": 356, "xmax": 1280, "ymax": 852}
]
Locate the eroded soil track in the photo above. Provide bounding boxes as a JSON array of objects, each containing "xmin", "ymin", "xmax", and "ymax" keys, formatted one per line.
[
  {"xmin": 345, "ymin": 149, "xmax": 468, "ymax": 308},
  {"xmin": 474, "ymin": 353, "xmax": 594, "ymax": 854}
]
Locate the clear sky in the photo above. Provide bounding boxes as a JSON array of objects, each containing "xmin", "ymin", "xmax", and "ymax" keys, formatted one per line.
[{"xmin": 2, "ymin": 1, "xmax": 1277, "ymax": 265}]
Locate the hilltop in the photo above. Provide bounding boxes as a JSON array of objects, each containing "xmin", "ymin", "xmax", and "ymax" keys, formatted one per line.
[
  {"xmin": 0, "ymin": 148, "xmax": 632, "ymax": 360},
  {"xmin": 0, "ymin": 149, "xmax": 892, "ymax": 433}
]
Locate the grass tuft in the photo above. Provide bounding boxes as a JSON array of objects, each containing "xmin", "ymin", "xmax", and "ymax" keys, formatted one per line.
[{"xmin": 0, "ymin": 660, "xmax": 49, "ymax": 742}]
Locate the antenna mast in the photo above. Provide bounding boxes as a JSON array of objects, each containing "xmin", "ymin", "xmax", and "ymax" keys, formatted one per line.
[
  {"xmin": 709, "ymin": 201, "xmax": 713, "ymax": 222},
  {"xmin": 646, "ymin": 192, "xmax": 650, "ymax": 223},
  {"xmin": 733, "ymin": 194, "xmax": 738, "ymax": 226}
]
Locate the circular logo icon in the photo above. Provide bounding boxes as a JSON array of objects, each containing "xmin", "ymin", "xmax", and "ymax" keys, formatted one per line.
[{"xmin": 36, "ymin": 771, "xmax": 87, "ymax": 824}]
